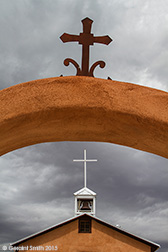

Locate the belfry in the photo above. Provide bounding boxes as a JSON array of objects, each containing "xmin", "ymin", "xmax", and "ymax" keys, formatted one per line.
[{"xmin": 73, "ymin": 149, "xmax": 97, "ymax": 216}]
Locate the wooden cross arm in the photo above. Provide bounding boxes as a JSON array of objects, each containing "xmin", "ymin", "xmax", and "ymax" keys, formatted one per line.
[
  {"xmin": 60, "ymin": 33, "xmax": 80, "ymax": 43},
  {"xmin": 94, "ymin": 35, "xmax": 112, "ymax": 45}
]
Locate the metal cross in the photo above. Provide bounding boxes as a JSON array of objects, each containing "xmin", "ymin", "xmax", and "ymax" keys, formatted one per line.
[
  {"xmin": 73, "ymin": 149, "xmax": 97, "ymax": 188},
  {"xmin": 60, "ymin": 17, "xmax": 112, "ymax": 77}
]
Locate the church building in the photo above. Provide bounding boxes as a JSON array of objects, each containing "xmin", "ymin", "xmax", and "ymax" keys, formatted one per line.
[{"xmin": 11, "ymin": 150, "xmax": 160, "ymax": 252}]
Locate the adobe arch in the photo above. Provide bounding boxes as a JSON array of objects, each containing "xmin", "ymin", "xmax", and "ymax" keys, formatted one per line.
[{"xmin": 0, "ymin": 76, "xmax": 168, "ymax": 158}]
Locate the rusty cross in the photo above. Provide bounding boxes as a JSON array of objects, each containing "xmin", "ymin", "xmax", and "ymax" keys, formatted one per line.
[{"xmin": 60, "ymin": 17, "xmax": 112, "ymax": 77}]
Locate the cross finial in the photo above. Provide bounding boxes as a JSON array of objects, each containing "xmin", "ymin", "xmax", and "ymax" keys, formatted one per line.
[
  {"xmin": 73, "ymin": 149, "xmax": 97, "ymax": 188},
  {"xmin": 60, "ymin": 17, "xmax": 112, "ymax": 77}
]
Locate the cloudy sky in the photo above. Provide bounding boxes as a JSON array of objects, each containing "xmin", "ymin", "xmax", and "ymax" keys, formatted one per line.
[{"xmin": 0, "ymin": 0, "xmax": 168, "ymax": 251}]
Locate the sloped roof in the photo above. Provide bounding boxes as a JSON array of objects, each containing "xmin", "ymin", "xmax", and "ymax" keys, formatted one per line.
[
  {"xmin": 11, "ymin": 214, "xmax": 160, "ymax": 252},
  {"xmin": 74, "ymin": 187, "xmax": 96, "ymax": 196}
]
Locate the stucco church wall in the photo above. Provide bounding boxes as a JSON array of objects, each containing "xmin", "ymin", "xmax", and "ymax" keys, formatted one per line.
[{"xmin": 17, "ymin": 219, "xmax": 151, "ymax": 252}]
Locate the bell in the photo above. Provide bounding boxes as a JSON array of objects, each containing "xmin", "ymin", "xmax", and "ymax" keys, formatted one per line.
[{"xmin": 81, "ymin": 200, "xmax": 91, "ymax": 210}]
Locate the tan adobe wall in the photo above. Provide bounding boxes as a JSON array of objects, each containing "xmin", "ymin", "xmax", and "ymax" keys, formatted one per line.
[
  {"xmin": 16, "ymin": 219, "xmax": 151, "ymax": 252},
  {"xmin": 0, "ymin": 76, "xmax": 168, "ymax": 158}
]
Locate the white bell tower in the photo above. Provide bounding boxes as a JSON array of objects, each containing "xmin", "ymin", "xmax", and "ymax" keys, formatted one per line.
[{"xmin": 73, "ymin": 149, "xmax": 97, "ymax": 216}]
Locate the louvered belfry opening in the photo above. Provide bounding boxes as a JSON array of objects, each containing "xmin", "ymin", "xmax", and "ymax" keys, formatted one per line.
[{"xmin": 78, "ymin": 199, "xmax": 93, "ymax": 211}]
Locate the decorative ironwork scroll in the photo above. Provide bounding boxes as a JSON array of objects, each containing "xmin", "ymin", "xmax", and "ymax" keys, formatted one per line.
[{"xmin": 60, "ymin": 17, "xmax": 112, "ymax": 77}]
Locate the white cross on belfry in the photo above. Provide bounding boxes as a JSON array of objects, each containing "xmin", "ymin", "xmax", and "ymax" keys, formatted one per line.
[{"xmin": 73, "ymin": 149, "xmax": 97, "ymax": 188}]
